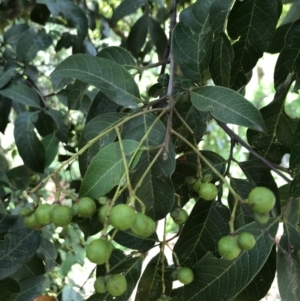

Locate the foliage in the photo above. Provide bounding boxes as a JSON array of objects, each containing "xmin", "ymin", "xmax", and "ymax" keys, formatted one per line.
[{"xmin": 0, "ymin": 0, "xmax": 300, "ymax": 300}]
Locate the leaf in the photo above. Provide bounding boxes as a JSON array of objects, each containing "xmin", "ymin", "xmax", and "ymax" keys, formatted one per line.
[
  {"xmin": 182, "ymin": 219, "xmax": 279, "ymax": 301},
  {"xmin": 0, "ymin": 61, "xmax": 17, "ymax": 89},
  {"xmin": 51, "ymin": 54, "xmax": 140, "ymax": 106},
  {"xmin": 111, "ymin": 0, "xmax": 146, "ymax": 25},
  {"xmin": 36, "ymin": 238, "xmax": 57, "ymax": 271},
  {"xmin": 190, "ymin": 86, "xmax": 267, "ymax": 132},
  {"xmin": 15, "ymin": 28, "xmax": 52, "ymax": 62},
  {"xmin": 79, "ymin": 140, "xmax": 140, "ymax": 199},
  {"xmin": 0, "ymin": 83, "xmax": 41, "ymax": 108},
  {"xmin": 173, "ymin": 201, "xmax": 231, "ymax": 267},
  {"xmin": 0, "ymin": 278, "xmax": 20, "ymax": 301},
  {"xmin": 67, "ymin": 79, "xmax": 89, "ymax": 110},
  {"xmin": 38, "ymin": 0, "xmax": 88, "ymax": 44},
  {"xmin": 267, "ymin": 23, "xmax": 293, "ymax": 54},
  {"xmin": 76, "ymin": 210, "xmax": 103, "ymax": 239},
  {"xmin": 108, "ymin": 229, "xmax": 157, "ymax": 252},
  {"xmin": 16, "ymin": 275, "xmax": 47, "ymax": 301},
  {"xmin": 97, "ymin": 46, "xmax": 137, "ymax": 70},
  {"xmin": 121, "ymin": 114, "xmax": 176, "ymax": 220},
  {"xmin": 78, "ymin": 112, "xmax": 126, "ymax": 176},
  {"xmin": 41, "ymin": 134, "xmax": 59, "ymax": 168},
  {"xmin": 277, "ymin": 199, "xmax": 300, "ymax": 301},
  {"xmin": 3, "ymin": 24, "xmax": 30, "ymax": 51},
  {"xmin": 227, "ymin": 0, "xmax": 279, "ymax": 90},
  {"xmin": 172, "ymin": 1, "xmax": 214, "ymax": 80},
  {"xmin": 232, "ymin": 246, "xmax": 277, "ymax": 301},
  {"xmin": 127, "ymin": 15, "xmax": 149, "ymax": 57},
  {"xmin": 6, "ymin": 166, "xmax": 30, "ymax": 191},
  {"xmin": 14, "ymin": 112, "xmax": 45, "ymax": 173},
  {"xmin": 135, "ymin": 253, "xmax": 172, "ymax": 301},
  {"xmin": 274, "ymin": 19, "xmax": 300, "ymax": 91},
  {"xmin": 0, "ymin": 217, "xmax": 41, "ymax": 280},
  {"xmin": 209, "ymin": 0, "xmax": 233, "ymax": 33},
  {"xmin": 210, "ymin": 33, "xmax": 234, "ymax": 87},
  {"xmin": 0, "ymin": 95, "xmax": 12, "ymax": 133},
  {"xmin": 45, "ymin": 109, "xmax": 68, "ymax": 143}
]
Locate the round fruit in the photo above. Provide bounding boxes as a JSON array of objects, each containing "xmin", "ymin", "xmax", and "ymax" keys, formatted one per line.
[
  {"xmin": 218, "ymin": 235, "xmax": 241, "ymax": 260},
  {"xmin": 237, "ymin": 232, "xmax": 256, "ymax": 250},
  {"xmin": 19, "ymin": 207, "xmax": 34, "ymax": 217},
  {"xmin": 35, "ymin": 204, "xmax": 53, "ymax": 225},
  {"xmin": 192, "ymin": 178, "xmax": 201, "ymax": 192},
  {"xmin": 185, "ymin": 176, "xmax": 196, "ymax": 185},
  {"xmin": 98, "ymin": 196, "xmax": 109, "ymax": 205},
  {"xmin": 171, "ymin": 208, "xmax": 188, "ymax": 225},
  {"xmin": 171, "ymin": 269, "xmax": 178, "ymax": 280},
  {"xmin": 109, "ymin": 204, "xmax": 136, "ymax": 231},
  {"xmin": 156, "ymin": 296, "xmax": 170, "ymax": 301},
  {"xmin": 177, "ymin": 267, "xmax": 194, "ymax": 285},
  {"xmin": 253, "ymin": 212, "xmax": 270, "ymax": 224},
  {"xmin": 76, "ymin": 197, "xmax": 96, "ymax": 218},
  {"xmin": 201, "ymin": 174, "xmax": 213, "ymax": 183},
  {"xmin": 30, "ymin": 174, "xmax": 40, "ymax": 183},
  {"xmin": 247, "ymin": 187, "xmax": 275, "ymax": 214},
  {"xmin": 23, "ymin": 213, "xmax": 39, "ymax": 229},
  {"xmin": 86, "ymin": 238, "xmax": 113, "ymax": 265},
  {"xmin": 131, "ymin": 213, "xmax": 156, "ymax": 237},
  {"xmin": 50, "ymin": 205, "xmax": 72, "ymax": 227},
  {"xmin": 199, "ymin": 183, "xmax": 218, "ymax": 201},
  {"xmin": 98, "ymin": 203, "xmax": 110, "ymax": 224},
  {"xmin": 106, "ymin": 274, "xmax": 127, "ymax": 297},
  {"xmin": 71, "ymin": 203, "xmax": 79, "ymax": 216},
  {"xmin": 94, "ymin": 276, "xmax": 106, "ymax": 293}
]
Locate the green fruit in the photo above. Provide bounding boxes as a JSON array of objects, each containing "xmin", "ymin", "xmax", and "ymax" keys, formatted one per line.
[
  {"xmin": 34, "ymin": 204, "xmax": 53, "ymax": 225},
  {"xmin": 76, "ymin": 197, "xmax": 96, "ymax": 218},
  {"xmin": 50, "ymin": 205, "xmax": 72, "ymax": 226},
  {"xmin": 94, "ymin": 276, "xmax": 106, "ymax": 293},
  {"xmin": 201, "ymin": 174, "xmax": 213, "ymax": 183},
  {"xmin": 177, "ymin": 267, "xmax": 194, "ymax": 285},
  {"xmin": 109, "ymin": 204, "xmax": 136, "ymax": 231},
  {"xmin": 19, "ymin": 207, "xmax": 35, "ymax": 217},
  {"xmin": 247, "ymin": 187, "xmax": 275, "ymax": 214},
  {"xmin": 218, "ymin": 235, "xmax": 241, "ymax": 260},
  {"xmin": 185, "ymin": 176, "xmax": 196, "ymax": 185},
  {"xmin": 98, "ymin": 203, "xmax": 110, "ymax": 224},
  {"xmin": 106, "ymin": 274, "xmax": 127, "ymax": 297},
  {"xmin": 199, "ymin": 183, "xmax": 218, "ymax": 201},
  {"xmin": 131, "ymin": 213, "xmax": 156, "ymax": 237},
  {"xmin": 192, "ymin": 178, "xmax": 201, "ymax": 192},
  {"xmin": 156, "ymin": 295, "xmax": 170, "ymax": 301},
  {"xmin": 98, "ymin": 196, "xmax": 109, "ymax": 205},
  {"xmin": 86, "ymin": 238, "xmax": 113, "ymax": 265},
  {"xmin": 71, "ymin": 203, "xmax": 79, "ymax": 216},
  {"xmin": 30, "ymin": 174, "xmax": 40, "ymax": 183},
  {"xmin": 23, "ymin": 213, "xmax": 39, "ymax": 229},
  {"xmin": 171, "ymin": 269, "xmax": 178, "ymax": 280},
  {"xmin": 237, "ymin": 232, "xmax": 256, "ymax": 250},
  {"xmin": 171, "ymin": 208, "xmax": 188, "ymax": 225},
  {"xmin": 253, "ymin": 212, "xmax": 270, "ymax": 224}
]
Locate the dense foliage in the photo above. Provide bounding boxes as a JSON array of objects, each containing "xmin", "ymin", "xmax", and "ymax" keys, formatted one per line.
[{"xmin": 1, "ymin": 0, "xmax": 300, "ymax": 300}]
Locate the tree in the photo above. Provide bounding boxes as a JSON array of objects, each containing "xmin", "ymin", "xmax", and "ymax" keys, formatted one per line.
[{"xmin": 0, "ymin": 0, "xmax": 299, "ymax": 300}]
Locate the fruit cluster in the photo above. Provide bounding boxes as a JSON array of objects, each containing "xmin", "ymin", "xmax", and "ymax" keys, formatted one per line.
[{"xmin": 94, "ymin": 274, "xmax": 127, "ymax": 296}]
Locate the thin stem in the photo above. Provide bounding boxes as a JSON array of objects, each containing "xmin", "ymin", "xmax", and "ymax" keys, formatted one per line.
[
  {"xmin": 161, "ymin": 218, "xmax": 167, "ymax": 294},
  {"xmin": 137, "ymin": 59, "xmax": 170, "ymax": 72}
]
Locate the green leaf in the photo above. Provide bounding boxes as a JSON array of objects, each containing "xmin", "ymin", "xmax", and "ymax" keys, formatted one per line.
[
  {"xmin": 227, "ymin": 0, "xmax": 279, "ymax": 90},
  {"xmin": 15, "ymin": 28, "xmax": 52, "ymax": 62},
  {"xmin": 182, "ymin": 219, "xmax": 279, "ymax": 301},
  {"xmin": 274, "ymin": 19, "xmax": 300, "ymax": 91},
  {"xmin": 209, "ymin": 0, "xmax": 232, "ymax": 33},
  {"xmin": 135, "ymin": 254, "xmax": 172, "ymax": 301},
  {"xmin": 0, "ymin": 83, "xmax": 41, "ymax": 108},
  {"xmin": 36, "ymin": 238, "xmax": 57, "ymax": 271},
  {"xmin": 210, "ymin": 33, "xmax": 234, "ymax": 87},
  {"xmin": 45, "ymin": 109, "xmax": 68, "ymax": 143},
  {"xmin": 0, "ymin": 217, "xmax": 41, "ymax": 280},
  {"xmin": 78, "ymin": 112, "xmax": 125, "ymax": 176},
  {"xmin": 14, "ymin": 112, "xmax": 45, "ymax": 173},
  {"xmin": 0, "ymin": 61, "xmax": 17, "ymax": 89},
  {"xmin": 41, "ymin": 133, "xmax": 59, "ymax": 168},
  {"xmin": 0, "ymin": 278, "xmax": 20, "ymax": 301},
  {"xmin": 4, "ymin": 24, "xmax": 30, "ymax": 51},
  {"xmin": 127, "ymin": 15, "xmax": 149, "ymax": 57},
  {"xmin": 174, "ymin": 201, "xmax": 231, "ymax": 267},
  {"xmin": 173, "ymin": 1, "xmax": 213, "ymax": 81},
  {"xmin": 277, "ymin": 200, "xmax": 300, "ymax": 301},
  {"xmin": 172, "ymin": 93, "xmax": 208, "ymax": 152},
  {"xmin": 51, "ymin": 54, "xmax": 140, "ymax": 106},
  {"xmin": 76, "ymin": 210, "xmax": 103, "ymax": 240},
  {"xmin": 111, "ymin": 0, "xmax": 146, "ymax": 25},
  {"xmin": 0, "ymin": 96, "xmax": 12, "ymax": 133},
  {"xmin": 191, "ymin": 86, "xmax": 267, "ymax": 132},
  {"xmin": 6, "ymin": 166, "xmax": 30, "ymax": 191},
  {"xmin": 121, "ymin": 114, "xmax": 176, "ymax": 220},
  {"xmin": 38, "ymin": 0, "xmax": 88, "ymax": 44},
  {"xmin": 79, "ymin": 140, "xmax": 140, "ymax": 199},
  {"xmin": 97, "ymin": 46, "xmax": 137, "ymax": 70},
  {"xmin": 267, "ymin": 23, "xmax": 293, "ymax": 54},
  {"xmin": 15, "ymin": 275, "xmax": 47, "ymax": 301},
  {"xmin": 67, "ymin": 79, "xmax": 89, "ymax": 110},
  {"xmin": 108, "ymin": 229, "xmax": 157, "ymax": 252}
]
